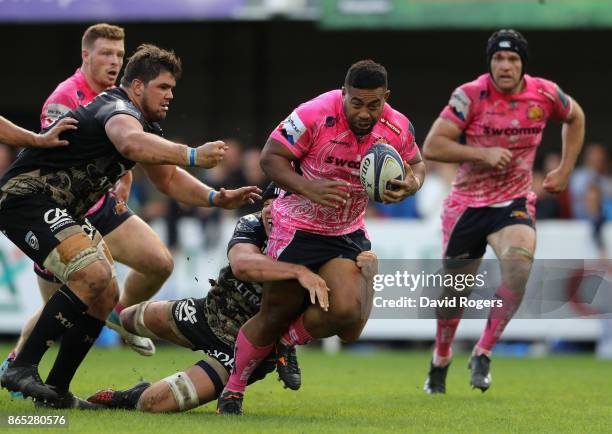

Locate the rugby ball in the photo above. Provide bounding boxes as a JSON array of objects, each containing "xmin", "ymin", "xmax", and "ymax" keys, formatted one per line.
[{"xmin": 360, "ymin": 143, "xmax": 405, "ymax": 203}]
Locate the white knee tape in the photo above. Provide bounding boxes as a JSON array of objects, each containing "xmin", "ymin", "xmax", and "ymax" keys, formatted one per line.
[
  {"xmin": 161, "ymin": 372, "xmax": 199, "ymax": 411},
  {"xmin": 133, "ymin": 301, "xmax": 159, "ymax": 340}
]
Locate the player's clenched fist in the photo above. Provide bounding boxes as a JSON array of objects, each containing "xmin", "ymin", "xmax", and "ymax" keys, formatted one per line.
[
  {"xmin": 356, "ymin": 250, "xmax": 378, "ymax": 281},
  {"xmin": 542, "ymin": 167, "xmax": 570, "ymax": 193},
  {"xmin": 197, "ymin": 140, "xmax": 228, "ymax": 168}
]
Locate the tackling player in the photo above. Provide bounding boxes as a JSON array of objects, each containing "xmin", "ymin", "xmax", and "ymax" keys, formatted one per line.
[
  {"xmin": 86, "ymin": 184, "xmax": 349, "ymax": 413},
  {"xmin": 422, "ymin": 29, "xmax": 585, "ymax": 393},
  {"xmin": 0, "ymin": 44, "xmax": 260, "ymax": 408},
  {"xmin": 217, "ymin": 60, "xmax": 424, "ymax": 414}
]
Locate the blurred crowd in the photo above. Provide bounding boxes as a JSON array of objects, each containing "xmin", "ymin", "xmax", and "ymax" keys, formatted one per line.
[{"xmin": 0, "ymin": 140, "xmax": 610, "ymax": 249}]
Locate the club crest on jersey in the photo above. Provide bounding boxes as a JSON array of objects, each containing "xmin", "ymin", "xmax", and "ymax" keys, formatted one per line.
[
  {"xmin": 379, "ymin": 117, "xmax": 401, "ymax": 136},
  {"xmin": 449, "ymin": 88, "xmax": 470, "ymax": 121},
  {"xmin": 527, "ymin": 105, "xmax": 544, "ymax": 121},
  {"xmin": 277, "ymin": 111, "xmax": 305, "ymax": 145}
]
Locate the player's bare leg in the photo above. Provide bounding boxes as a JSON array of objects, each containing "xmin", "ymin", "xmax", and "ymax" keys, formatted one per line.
[
  {"xmin": 136, "ymin": 365, "xmax": 218, "ymax": 412},
  {"xmin": 468, "ymin": 224, "xmax": 535, "ymax": 392},
  {"xmin": 103, "ymin": 215, "xmax": 174, "ymax": 356},
  {"xmin": 120, "ymin": 301, "xmax": 192, "ymax": 348},
  {"xmin": 242, "ymin": 280, "xmax": 306, "ymax": 347},
  {"xmin": 105, "ymin": 216, "xmax": 174, "ymax": 306},
  {"xmin": 89, "ymin": 301, "xmax": 224, "ymax": 412},
  {"xmin": 88, "ymin": 355, "xmax": 237, "ymax": 413},
  {"xmin": 91, "ymin": 300, "xmax": 276, "ymax": 412},
  {"xmin": 275, "ymin": 256, "xmax": 375, "ymax": 389},
  {"xmin": 299, "ymin": 258, "xmax": 372, "ymax": 342},
  {"xmin": 12, "ymin": 217, "xmax": 171, "ymax": 360}
]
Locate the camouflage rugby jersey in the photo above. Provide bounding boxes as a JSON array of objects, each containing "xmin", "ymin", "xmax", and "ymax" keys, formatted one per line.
[{"xmin": 204, "ymin": 212, "xmax": 267, "ymax": 346}]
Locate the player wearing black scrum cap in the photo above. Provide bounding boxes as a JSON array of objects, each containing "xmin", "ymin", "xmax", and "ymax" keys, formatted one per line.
[{"xmin": 423, "ymin": 29, "xmax": 585, "ymax": 394}]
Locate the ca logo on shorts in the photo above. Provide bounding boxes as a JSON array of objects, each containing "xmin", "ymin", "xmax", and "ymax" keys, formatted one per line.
[
  {"xmin": 207, "ymin": 349, "xmax": 234, "ymax": 368},
  {"xmin": 44, "ymin": 208, "xmax": 74, "ymax": 232},
  {"xmin": 25, "ymin": 231, "xmax": 39, "ymax": 251},
  {"xmin": 175, "ymin": 299, "xmax": 197, "ymax": 324},
  {"xmin": 81, "ymin": 218, "xmax": 97, "ymax": 240}
]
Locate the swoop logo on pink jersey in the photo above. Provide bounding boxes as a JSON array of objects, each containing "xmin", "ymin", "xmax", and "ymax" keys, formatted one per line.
[
  {"xmin": 440, "ymin": 74, "xmax": 572, "ymax": 207},
  {"xmin": 269, "ymin": 90, "xmax": 417, "ymax": 236}
]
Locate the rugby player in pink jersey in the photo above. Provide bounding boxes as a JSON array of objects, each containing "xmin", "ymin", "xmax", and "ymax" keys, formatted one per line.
[
  {"xmin": 422, "ymin": 29, "xmax": 585, "ymax": 393},
  {"xmin": 217, "ymin": 60, "xmax": 426, "ymax": 414},
  {"xmin": 1, "ymin": 24, "xmax": 172, "ymax": 388}
]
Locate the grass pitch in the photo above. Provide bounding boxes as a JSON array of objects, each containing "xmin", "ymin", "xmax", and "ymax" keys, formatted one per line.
[{"xmin": 0, "ymin": 343, "xmax": 610, "ymax": 433}]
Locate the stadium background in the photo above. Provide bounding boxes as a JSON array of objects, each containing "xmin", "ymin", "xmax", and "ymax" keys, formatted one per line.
[{"xmin": 0, "ymin": 0, "xmax": 611, "ymax": 408}]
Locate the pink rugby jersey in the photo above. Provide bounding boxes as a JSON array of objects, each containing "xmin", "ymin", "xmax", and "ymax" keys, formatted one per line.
[
  {"xmin": 40, "ymin": 68, "xmax": 109, "ymax": 216},
  {"xmin": 440, "ymin": 73, "xmax": 572, "ymax": 207},
  {"xmin": 41, "ymin": 68, "xmax": 98, "ymax": 128},
  {"xmin": 269, "ymin": 89, "xmax": 418, "ymax": 236}
]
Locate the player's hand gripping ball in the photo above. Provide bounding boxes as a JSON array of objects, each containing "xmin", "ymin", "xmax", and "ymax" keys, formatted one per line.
[{"xmin": 359, "ymin": 143, "xmax": 405, "ymax": 203}]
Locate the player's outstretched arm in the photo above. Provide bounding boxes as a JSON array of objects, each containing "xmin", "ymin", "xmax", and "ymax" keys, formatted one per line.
[
  {"xmin": 142, "ymin": 164, "xmax": 261, "ymax": 209},
  {"xmin": 260, "ymin": 138, "xmax": 349, "ymax": 208},
  {"xmin": 229, "ymin": 243, "xmax": 330, "ymax": 311},
  {"xmin": 0, "ymin": 116, "xmax": 77, "ymax": 148},
  {"xmin": 543, "ymin": 97, "xmax": 585, "ymax": 193},
  {"xmin": 106, "ymin": 114, "xmax": 227, "ymax": 167},
  {"xmin": 424, "ymin": 117, "xmax": 511, "ymax": 169}
]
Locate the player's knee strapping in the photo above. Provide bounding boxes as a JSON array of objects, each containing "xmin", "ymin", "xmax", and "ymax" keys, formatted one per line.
[
  {"xmin": 97, "ymin": 237, "xmax": 117, "ymax": 280},
  {"xmin": 132, "ymin": 301, "xmax": 160, "ymax": 340},
  {"xmin": 504, "ymin": 246, "xmax": 534, "ymax": 262},
  {"xmin": 196, "ymin": 359, "xmax": 227, "ymax": 398},
  {"xmin": 161, "ymin": 372, "xmax": 199, "ymax": 411},
  {"xmin": 42, "ymin": 231, "xmax": 113, "ymax": 282}
]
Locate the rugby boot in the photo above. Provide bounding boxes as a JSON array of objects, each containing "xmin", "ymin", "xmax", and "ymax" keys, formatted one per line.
[
  {"xmin": 469, "ymin": 354, "xmax": 492, "ymax": 392},
  {"xmin": 87, "ymin": 381, "xmax": 151, "ymax": 410},
  {"xmin": 276, "ymin": 344, "xmax": 301, "ymax": 390},
  {"xmin": 424, "ymin": 360, "xmax": 449, "ymax": 394},
  {"xmin": 216, "ymin": 390, "xmax": 244, "ymax": 415},
  {"xmin": 36, "ymin": 390, "xmax": 105, "ymax": 409},
  {"xmin": 106, "ymin": 310, "xmax": 156, "ymax": 356},
  {"xmin": 0, "ymin": 350, "xmax": 24, "ymax": 399},
  {"xmin": 0, "ymin": 363, "xmax": 58, "ymax": 403}
]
